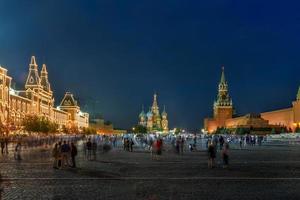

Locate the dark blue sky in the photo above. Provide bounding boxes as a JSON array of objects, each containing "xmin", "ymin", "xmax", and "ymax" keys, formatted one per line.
[{"xmin": 0, "ymin": 0, "xmax": 300, "ymax": 130}]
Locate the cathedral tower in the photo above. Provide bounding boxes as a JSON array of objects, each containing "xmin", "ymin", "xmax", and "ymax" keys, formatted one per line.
[
  {"xmin": 139, "ymin": 105, "xmax": 147, "ymax": 127},
  {"xmin": 161, "ymin": 105, "xmax": 169, "ymax": 132},
  {"xmin": 151, "ymin": 93, "xmax": 162, "ymax": 130},
  {"xmin": 213, "ymin": 66, "xmax": 233, "ymax": 127},
  {"xmin": 151, "ymin": 93, "xmax": 160, "ymax": 116},
  {"xmin": 146, "ymin": 108, "xmax": 153, "ymax": 131}
]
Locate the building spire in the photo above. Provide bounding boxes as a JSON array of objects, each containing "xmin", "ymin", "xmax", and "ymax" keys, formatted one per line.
[
  {"xmin": 41, "ymin": 64, "xmax": 48, "ymax": 76},
  {"xmin": 25, "ymin": 56, "xmax": 40, "ymax": 88},
  {"xmin": 40, "ymin": 64, "xmax": 51, "ymax": 92},
  {"xmin": 30, "ymin": 56, "xmax": 37, "ymax": 66},
  {"xmin": 151, "ymin": 92, "xmax": 159, "ymax": 115},
  {"xmin": 220, "ymin": 65, "xmax": 226, "ymax": 84},
  {"xmin": 297, "ymin": 86, "xmax": 300, "ymax": 100},
  {"xmin": 215, "ymin": 66, "xmax": 232, "ymax": 108}
]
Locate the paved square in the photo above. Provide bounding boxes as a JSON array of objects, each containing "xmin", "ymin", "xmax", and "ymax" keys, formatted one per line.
[{"xmin": 1, "ymin": 141, "xmax": 300, "ymax": 200}]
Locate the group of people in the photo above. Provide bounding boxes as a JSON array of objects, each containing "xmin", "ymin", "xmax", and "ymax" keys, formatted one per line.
[
  {"xmin": 3, "ymin": 133, "xmax": 267, "ymax": 170},
  {"xmin": 85, "ymin": 138, "xmax": 98, "ymax": 160},
  {"xmin": 174, "ymin": 136, "xmax": 185, "ymax": 154},
  {"xmin": 123, "ymin": 138, "xmax": 134, "ymax": 152},
  {"xmin": 207, "ymin": 138, "xmax": 230, "ymax": 169},
  {"xmin": 52, "ymin": 141, "xmax": 78, "ymax": 169}
]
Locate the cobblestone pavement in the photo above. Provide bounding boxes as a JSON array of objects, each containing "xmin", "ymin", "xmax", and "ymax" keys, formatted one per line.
[{"xmin": 1, "ymin": 142, "xmax": 300, "ymax": 199}]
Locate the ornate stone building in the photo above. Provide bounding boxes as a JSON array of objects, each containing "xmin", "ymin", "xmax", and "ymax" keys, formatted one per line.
[
  {"xmin": 204, "ymin": 67, "xmax": 284, "ymax": 134},
  {"xmin": 0, "ymin": 56, "xmax": 89, "ymax": 131},
  {"xmin": 139, "ymin": 93, "xmax": 169, "ymax": 133}
]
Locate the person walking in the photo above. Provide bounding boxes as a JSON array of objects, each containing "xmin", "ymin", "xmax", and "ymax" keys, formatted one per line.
[
  {"xmin": 112, "ymin": 136, "xmax": 117, "ymax": 148},
  {"xmin": 92, "ymin": 140, "xmax": 97, "ymax": 160},
  {"xmin": 151, "ymin": 139, "xmax": 157, "ymax": 160},
  {"xmin": 129, "ymin": 139, "xmax": 134, "ymax": 152},
  {"xmin": 239, "ymin": 137, "xmax": 243, "ymax": 149},
  {"xmin": 222, "ymin": 143, "xmax": 230, "ymax": 168},
  {"xmin": 71, "ymin": 142, "xmax": 78, "ymax": 168},
  {"xmin": 14, "ymin": 142, "xmax": 22, "ymax": 161},
  {"xmin": 156, "ymin": 138, "xmax": 163, "ymax": 158},
  {"xmin": 86, "ymin": 138, "xmax": 92, "ymax": 160},
  {"xmin": 180, "ymin": 136, "xmax": 184, "ymax": 155},
  {"xmin": 61, "ymin": 141, "xmax": 70, "ymax": 168},
  {"xmin": 52, "ymin": 143, "xmax": 59, "ymax": 169},
  {"xmin": 56, "ymin": 141, "xmax": 62, "ymax": 168},
  {"xmin": 1, "ymin": 138, "xmax": 5, "ymax": 155},
  {"xmin": 5, "ymin": 137, "xmax": 9, "ymax": 154},
  {"xmin": 175, "ymin": 137, "xmax": 180, "ymax": 154},
  {"xmin": 219, "ymin": 136, "xmax": 224, "ymax": 150},
  {"xmin": 207, "ymin": 142, "xmax": 216, "ymax": 169}
]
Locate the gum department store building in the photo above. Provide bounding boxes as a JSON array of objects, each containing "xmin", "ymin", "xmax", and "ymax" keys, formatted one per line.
[
  {"xmin": 204, "ymin": 67, "xmax": 300, "ymax": 134},
  {"xmin": 0, "ymin": 56, "xmax": 89, "ymax": 131}
]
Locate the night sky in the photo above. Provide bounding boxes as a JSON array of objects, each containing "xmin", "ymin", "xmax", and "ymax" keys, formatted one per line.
[{"xmin": 0, "ymin": 1, "xmax": 300, "ymax": 130}]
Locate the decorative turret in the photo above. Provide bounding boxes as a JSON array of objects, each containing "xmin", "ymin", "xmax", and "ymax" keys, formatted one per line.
[
  {"xmin": 146, "ymin": 107, "xmax": 153, "ymax": 119},
  {"xmin": 25, "ymin": 56, "xmax": 41, "ymax": 89},
  {"xmin": 139, "ymin": 105, "xmax": 147, "ymax": 127},
  {"xmin": 40, "ymin": 64, "xmax": 52, "ymax": 92},
  {"xmin": 161, "ymin": 105, "xmax": 169, "ymax": 132},
  {"xmin": 146, "ymin": 107, "xmax": 153, "ymax": 131},
  {"xmin": 162, "ymin": 105, "xmax": 167, "ymax": 118}
]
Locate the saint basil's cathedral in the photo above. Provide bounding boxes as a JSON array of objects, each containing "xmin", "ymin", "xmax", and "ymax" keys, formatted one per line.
[{"xmin": 138, "ymin": 94, "xmax": 169, "ymax": 133}]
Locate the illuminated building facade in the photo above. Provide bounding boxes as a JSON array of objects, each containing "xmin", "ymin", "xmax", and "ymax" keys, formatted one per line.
[
  {"xmin": 203, "ymin": 67, "xmax": 291, "ymax": 134},
  {"xmin": 260, "ymin": 87, "xmax": 300, "ymax": 131},
  {"xmin": 139, "ymin": 93, "xmax": 169, "ymax": 132},
  {"xmin": 0, "ymin": 56, "xmax": 89, "ymax": 131}
]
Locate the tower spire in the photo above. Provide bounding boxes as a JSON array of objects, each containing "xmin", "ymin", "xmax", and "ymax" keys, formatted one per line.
[
  {"xmin": 142, "ymin": 104, "xmax": 144, "ymax": 112},
  {"xmin": 220, "ymin": 65, "xmax": 226, "ymax": 84},
  {"xmin": 151, "ymin": 92, "xmax": 159, "ymax": 115},
  {"xmin": 215, "ymin": 66, "xmax": 232, "ymax": 108},
  {"xmin": 297, "ymin": 86, "xmax": 300, "ymax": 100}
]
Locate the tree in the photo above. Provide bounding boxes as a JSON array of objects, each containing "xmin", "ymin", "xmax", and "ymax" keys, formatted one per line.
[
  {"xmin": 271, "ymin": 128, "xmax": 276, "ymax": 135},
  {"xmin": 174, "ymin": 128, "xmax": 181, "ymax": 135},
  {"xmin": 82, "ymin": 127, "xmax": 97, "ymax": 135},
  {"xmin": 281, "ymin": 127, "xmax": 288, "ymax": 133},
  {"xmin": 104, "ymin": 121, "xmax": 112, "ymax": 126},
  {"xmin": 295, "ymin": 125, "xmax": 300, "ymax": 133},
  {"xmin": 22, "ymin": 116, "xmax": 58, "ymax": 134},
  {"xmin": 133, "ymin": 125, "xmax": 147, "ymax": 134}
]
